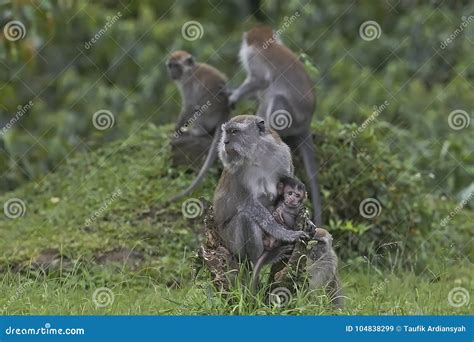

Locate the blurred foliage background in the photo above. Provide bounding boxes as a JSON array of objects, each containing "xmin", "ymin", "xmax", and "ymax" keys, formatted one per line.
[{"xmin": 0, "ymin": 0, "xmax": 472, "ymax": 265}]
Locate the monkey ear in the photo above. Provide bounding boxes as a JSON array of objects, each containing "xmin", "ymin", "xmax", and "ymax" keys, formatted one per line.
[{"xmin": 256, "ymin": 119, "xmax": 265, "ymax": 133}]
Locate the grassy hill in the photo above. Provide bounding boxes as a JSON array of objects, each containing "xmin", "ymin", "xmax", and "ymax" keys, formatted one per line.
[{"xmin": 0, "ymin": 121, "xmax": 472, "ymax": 315}]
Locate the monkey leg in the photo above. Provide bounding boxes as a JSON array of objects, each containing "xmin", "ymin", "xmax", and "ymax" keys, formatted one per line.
[{"xmin": 220, "ymin": 211, "xmax": 265, "ymax": 265}]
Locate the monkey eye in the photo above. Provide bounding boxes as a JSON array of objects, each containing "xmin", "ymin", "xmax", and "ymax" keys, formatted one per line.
[
  {"xmin": 295, "ymin": 193, "xmax": 300, "ymax": 198},
  {"xmin": 227, "ymin": 128, "xmax": 239, "ymax": 135},
  {"xmin": 288, "ymin": 191, "xmax": 293, "ymax": 196}
]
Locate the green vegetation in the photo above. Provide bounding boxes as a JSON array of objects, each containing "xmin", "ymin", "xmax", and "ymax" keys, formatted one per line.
[
  {"xmin": 0, "ymin": 122, "xmax": 472, "ymax": 314},
  {"xmin": 0, "ymin": 1, "xmax": 472, "ymax": 315}
]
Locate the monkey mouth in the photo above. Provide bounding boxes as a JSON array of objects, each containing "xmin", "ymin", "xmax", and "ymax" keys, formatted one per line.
[{"xmin": 224, "ymin": 146, "xmax": 239, "ymax": 157}]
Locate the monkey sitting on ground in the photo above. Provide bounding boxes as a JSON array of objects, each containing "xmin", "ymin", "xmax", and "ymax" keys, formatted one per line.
[
  {"xmin": 251, "ymin": 176, "xmax": 308, "ymax": 291},
  {"xmin": 167, "ymin": 50, "xmax": 229, "ymax": 137},
  {"xmin": 213, "ymin": 115, "xmax": 308, "ymax": 269},
  {"xmin": 166, "ymin": 51, "xmax": 231, "ymax": 203},
  {"xmin": 306, "ymin": 228, "xmax": 344, "ymax": 308}
]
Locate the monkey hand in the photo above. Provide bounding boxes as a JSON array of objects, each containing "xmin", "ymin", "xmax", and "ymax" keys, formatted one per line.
[{"xmin": 289, "ymin": 230, "xmax": 310, "ymax": 242}]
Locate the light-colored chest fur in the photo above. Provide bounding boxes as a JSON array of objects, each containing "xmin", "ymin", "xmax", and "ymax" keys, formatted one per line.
[{"xmin": 243, "ymin": 162, "xmax": 279, "ymax": 202}]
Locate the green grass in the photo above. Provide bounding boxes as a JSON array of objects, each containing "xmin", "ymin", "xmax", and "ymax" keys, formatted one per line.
[
  {"xmin": 0, "ymin": 123, "xmax": 472, "ymax": 315},
  {"xmin": 1, "ymin": 261, "xmax": 472, "ymax": 315}
]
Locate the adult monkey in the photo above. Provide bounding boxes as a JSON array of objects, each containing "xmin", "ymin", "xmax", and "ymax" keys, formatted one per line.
[
  {"xmin": 213, "ymin": 115, "xmax": 307, "ymax": 265},
  {"xmin": 165, "ymin": 50, "xmax": 230, "ymax": 203},
  {"xmin": 229, "ymin": 25, "xmax": 323, "ymax": 225}
]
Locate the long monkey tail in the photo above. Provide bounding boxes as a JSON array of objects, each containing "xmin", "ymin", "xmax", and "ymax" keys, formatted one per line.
[
  {"xmin": 166, "ymin": 128, "xmax": 221, "ymax": 204},
  {"xmin": 251, "ymin": 251, "xmax": 270, "ymax": 294}
]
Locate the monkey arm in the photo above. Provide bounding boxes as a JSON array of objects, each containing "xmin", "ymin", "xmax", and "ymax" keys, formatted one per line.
[
  {"xmin": 175, "ymin": 105, "xmax": 195, "ymax": 131},
  {"xmin": 229, "ymin": 76, "xmax": 268, "ymax": 105},
  {"xmin": 245, "ymin": 199, "xmax": 308, "ymax": 242}
]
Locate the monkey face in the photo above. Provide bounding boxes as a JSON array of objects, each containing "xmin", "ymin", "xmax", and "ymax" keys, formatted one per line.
[
  {"xmin": 219, "ymin": 117, "xmax": 263, "ymax": 163},
  {"xmin": 313, "ymin": 228, "xmax": 333, "ymax": 246},
  {"xmin": 167, "ymin": 51, "xmax": 195, "ymax": 80},
  {"xmin": 167, "ymin": 61, "xmax": 183, "ymax": 80},
  {"xmin": 283, "ymin": 186, "xmax": 305, "ymax": 208}
]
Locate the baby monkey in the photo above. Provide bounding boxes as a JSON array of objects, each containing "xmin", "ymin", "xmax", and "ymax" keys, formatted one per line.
[
  {"xmin": 263, "ymin": 176, "xmax": 307, "ymax": 250},
  {"xmin": 252, "ymin": 177, "xmax": 307, "ymax": 291}
]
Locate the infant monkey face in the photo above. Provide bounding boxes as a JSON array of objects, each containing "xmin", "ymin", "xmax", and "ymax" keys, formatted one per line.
[{"xmin": 283, "ymin": 185, "xmax": 305, "ymax": 208}]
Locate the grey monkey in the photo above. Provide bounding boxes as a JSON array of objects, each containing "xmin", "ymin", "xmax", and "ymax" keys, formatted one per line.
[
  {"xmin": 166, "ymin": 50, "xmax": 230, "ymax": 203},
  {"xmin": 307, "ymin": 228, "xmax": 344, "ymax": 308},
  {"xmin": 213, "ymin": 115, "xmax": 308, "ymax": 268},
  {"xmin": 229, "ymin": 25, "xmax": 323, "ymax": 226},
  {"xmin": 251, "ymin": 176, "xmax": 307, "ymax": 291}
]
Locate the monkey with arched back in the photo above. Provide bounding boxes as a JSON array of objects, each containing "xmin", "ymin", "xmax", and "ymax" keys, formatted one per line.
[
  {"xmin": 229, "ymin": 25, "xmax": 323, "ymax": 226},
  {"xmin": 165, "ymin": 50, "xmax": 231, "ymax": 204}
]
